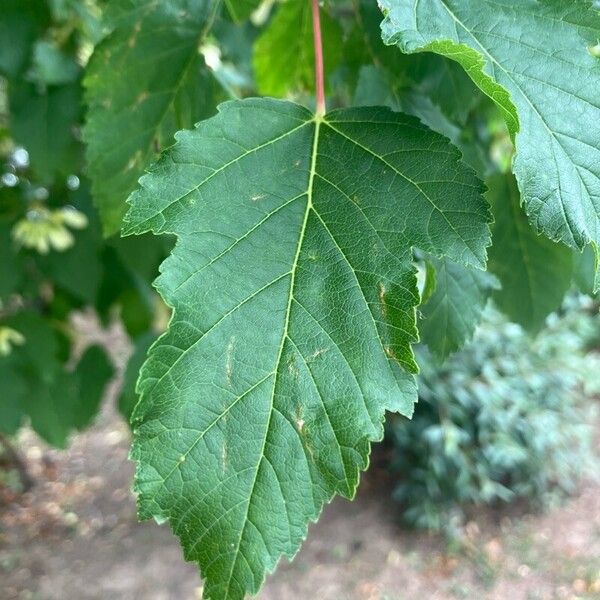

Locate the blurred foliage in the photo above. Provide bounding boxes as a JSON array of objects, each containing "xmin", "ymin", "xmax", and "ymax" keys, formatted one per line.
[
  {"xmin": 387, "ymin": 296, "xmax": 600, "ymax": 532},
  {"xmin": 0, "ymin": 0, "xmax": 164, "ymax": 444}
]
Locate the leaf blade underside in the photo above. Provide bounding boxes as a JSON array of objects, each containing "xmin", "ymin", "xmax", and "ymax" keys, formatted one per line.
[
  {"xmin": 123, "ymin": 98, "xmax": 490, "ymax": 600},
  {"xmin": 380, "ymin": 0, "xmax": 600, "ymax": 280}
]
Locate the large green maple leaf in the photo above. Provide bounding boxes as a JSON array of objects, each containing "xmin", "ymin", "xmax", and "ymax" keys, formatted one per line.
[
  {"xmin": 123, "ymin": 98, "xmax": 490, "ymax": 599},
  {"xmin": 380, "ymin": 0, "xmax": 600, "ymax": 281},
  {"xmin": 84, "ymin": 0, "xmax": 220, "ymax": 236}
]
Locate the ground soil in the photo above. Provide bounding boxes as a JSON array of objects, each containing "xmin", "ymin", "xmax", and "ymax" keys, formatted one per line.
[{"xmin": 1, "ymin": 398, "xmax": 599, "ymax": 600}]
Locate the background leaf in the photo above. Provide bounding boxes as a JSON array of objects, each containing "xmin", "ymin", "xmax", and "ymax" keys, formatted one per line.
[
  {"xmin": 487, "ymin": 174, "xmax": 573, "ymax": 332},
  {"xmin": 0, "ymin": 0, "xmax": 50, "ymax": 78},
  {"xmin": 118, "ymin": 331, "xmax": 158, "ymax": 422},
  {"xmin": 380, "ymin": 0, "xmax": 600, "ymax": 286},
  {"xmin": 253, "ymin": 0, "xmax": 343, "ymax": 97},
  {"xmin": 419, "ymin": 256, "xmax": 499, "ymax": 360},
  {"xmin": 0, "ymin": 313, "xmax": 114, "ymax": 448},
  {"xmin": 84, "ymin": 0, "xmax": 222, "ymax": 235},
  {"xmin": 10, "ymin": 81, "xmax": 83, "ymax": 184},
  {"xmin": 224, "ymin": 0, "xmax": 262, "ymax": 23}
]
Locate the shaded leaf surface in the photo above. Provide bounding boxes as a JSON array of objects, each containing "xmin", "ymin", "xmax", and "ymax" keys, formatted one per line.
[
  {"xmin": 10, "ymin": 81, "xmax": 83, "ymax": 183},
  {"xmin": 419, "ymin": 256, "xmax": 499, "ymax": 360},
  {"xmin": 0, "ymin": 0, "xmax": 49, "ymax": 78},
  {"xmin": 380, "ymin": 0, "xmax": 600, "ymax": 277},
  {"xmin": 124, "ymin": 98, "xmax": 490, "ymax": 599},
  {"xmin": 84, "ymin": 0, "xmax": 220, "ymax": 235},
  {"xmin": 487, "ymin": 174, "xmax": 573, "ymax": 332},
  {"xmin": 253, "ymin": 0, "xmax": 343, "ymax": 97}
]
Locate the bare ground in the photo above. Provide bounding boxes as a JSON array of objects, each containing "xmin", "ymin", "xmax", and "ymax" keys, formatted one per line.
[{"xmin": 1, "ymin": 399, "xmax": 599, "ymax": 600}]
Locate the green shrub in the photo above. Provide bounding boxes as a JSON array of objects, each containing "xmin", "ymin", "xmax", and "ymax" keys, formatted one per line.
[{"xmin": 387, "ymin": 297, "xmax": 600, "ymax": 532}]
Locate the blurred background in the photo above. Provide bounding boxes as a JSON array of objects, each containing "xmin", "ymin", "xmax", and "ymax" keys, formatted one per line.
[
  {"xmin": 1, "ymin": 0, "xmax": 600, "ymax": 598},
  {"xmin": 2, "ymin": 298, "xmax": 599, "ymax": 600}
]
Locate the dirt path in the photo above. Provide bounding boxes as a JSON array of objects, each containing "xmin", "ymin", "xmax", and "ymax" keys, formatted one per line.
[{"xmin": 1, "ymin": 404, "xmax": 599, "ymax": 600}]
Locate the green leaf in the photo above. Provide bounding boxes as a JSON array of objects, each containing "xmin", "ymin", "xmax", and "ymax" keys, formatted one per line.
[
  {"xmin": 419, "ymin": 256, "xmax": 499, "ymax": 360},
  {"xmin": 109, "ymin": 233, "xmax": 173, "ymax": 283},
  {"xmin": 354, "ymin": 65, "xmax": 459, "ymax": 141},
  {"xmin": 10, "ymin": 81, "xmax": 83, "ymax": 183},
  {"xmin": 353, "ymin": 65, "xmax": 401, "ymax": 109},
  {"xmin": 353, "ymin": 65, "xmax": 490, "ymax": 176},
  {"xmin": 123, "ymin": 98, "xmax": 490, "ymax": 599},
  {"xmin": 118, "ymin": 331, "xmax": 158, "ymax": 422},
  {"xmin": 26, "ymin": 344, "xmax": 114, "ymax": 448},
  {"xmin": 0, "ymin": 370, "xmax": 26, "ymax": 435},
  {"xmin": 380, "ymin": 0, "xmax": 600, "ymax": 283},
  {"xmin": 350, "ymin": 0, "xmax": 480, "ymax": 126},
  {"xmin": 0, "ymin": 0, "xmax": 50, "ymax": 78},
  {"xmin": 573, "ymin": 244, "xmax": 599, "ymax": 296},
  {"xmin": 253, "ymin": 0, "xmax": 343, "ymax": 97},
  {"xmin": 487, "ymin": 174, "xmax": 573, "ymax": 332},
  {"xmin": 403, "ymin": 54, "xmax": 480, "ymax": 126},
  {"xmin": 420, "ymin": 258, "xmax": 437, "ymax": 306},
  {"xmin": 95, "ymin": 234, "xmax": 170, "ymax": 336},
  {"xmin": 41, "ymin": 225, "xmax": 103, "ymax": 304},
  {"xmin": 0, "ymin": 223, "xmax": 24, "ymax": 300},
  {"xmin": 30, "ymin": 40, "xmax": 81, "ymax": 86},
  {"xmin": 95, "ymin": 245, "xmax": 155, "ymax": 337},
  {"xmin": 224, "ymin": 0, "xmax": 261, "ymax": 22},
  {"xmin": 84, "ymin": 0, "xmax": 221, "ymax": 236},
  {"xmin": 0, "ymin": 313, "xmax": 114, "ymax": 447}
]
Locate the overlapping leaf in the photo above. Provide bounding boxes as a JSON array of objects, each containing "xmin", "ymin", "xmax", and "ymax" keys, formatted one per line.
[
  {"xmin": 123, "ymin": 98, "xmax": 490, "ymax": 599},
  {"xmin": 419, "ymin": 256, "xmax": 499, "ymax": 360},
  {"xmin": 487, "ymin": 174, "xmax": 573, "ymax": 332},
  {"xmin": 354, "ymin": 0, "xmax": 480, "ymax": 126},
  {"xmin": 380, "ymin": 0, "xmax": 600, "ymax": 284},
  {"xmin": 84, "ymin": 0, "xmax": 221, "ymax": 235}
]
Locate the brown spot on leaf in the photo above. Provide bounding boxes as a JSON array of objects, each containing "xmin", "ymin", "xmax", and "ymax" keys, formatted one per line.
[{"xmin": 379, "ymin": 282, "xmax": 387, "ymax": 317}]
